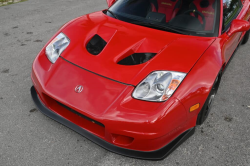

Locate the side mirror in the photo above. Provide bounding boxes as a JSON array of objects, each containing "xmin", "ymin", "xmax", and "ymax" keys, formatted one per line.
[
  {"xmin": 106, "ymin": 0, "xmax": 116, "ymax": 8},
  {"xmin": 227, "ymin": 19, "xmax": 250, "ymax": 37}
]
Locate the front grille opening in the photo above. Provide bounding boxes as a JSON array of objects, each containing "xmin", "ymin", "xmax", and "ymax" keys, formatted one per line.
[
  {"xmin": 41, "ymin": 92, "xmax": 105, "ymax": 138},
  {"xmin": 57, "ymin": 102, "xmax": 104, "ymax": 127}
]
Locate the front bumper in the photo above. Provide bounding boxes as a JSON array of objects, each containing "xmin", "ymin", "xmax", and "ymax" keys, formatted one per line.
[{"xmin": 31, "ymin": 86, "xmax": 194, "ymax": 160}]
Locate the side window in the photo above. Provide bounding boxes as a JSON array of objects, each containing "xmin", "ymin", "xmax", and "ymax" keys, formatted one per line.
[{"xmin": 223, "ymin": 0, "xmax": 242, "ymax": 31}]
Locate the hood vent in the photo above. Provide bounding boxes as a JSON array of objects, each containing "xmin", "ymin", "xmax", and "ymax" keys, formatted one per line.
[
  {"xmin": 86, "ymin": 34, "xmax": 107, "ymax": 55},
  {"xmin": 118, "ymin": 53, "xmax": 157, "ymax": 65}
]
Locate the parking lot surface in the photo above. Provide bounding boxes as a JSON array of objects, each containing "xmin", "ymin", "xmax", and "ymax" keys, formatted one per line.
[{"xmin": 0, "ymin": 0, "xmax": 249, "ymax": 165}]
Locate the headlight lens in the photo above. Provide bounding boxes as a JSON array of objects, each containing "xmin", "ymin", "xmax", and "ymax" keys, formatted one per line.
[
  {"xmin": 132, "ymin": 71, "xmax": 186, "ymax": 102},
  {"xmin": 45, "ymin": 33, "xmax": 70, "ymax": 63}
]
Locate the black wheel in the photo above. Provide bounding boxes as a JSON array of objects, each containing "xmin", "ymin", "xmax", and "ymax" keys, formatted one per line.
[
  {"xmin": 241, "ymin": 30, "xmax": 249, "ymax": 45},
  {"xmin": 196, "ymin": 73, "xmax": 221, "ymax": 125}
]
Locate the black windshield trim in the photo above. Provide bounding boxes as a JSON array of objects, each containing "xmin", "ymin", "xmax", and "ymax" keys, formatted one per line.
[{"xmin": 131, "ymin": 21, "xmax": 190, "ymax": 35}]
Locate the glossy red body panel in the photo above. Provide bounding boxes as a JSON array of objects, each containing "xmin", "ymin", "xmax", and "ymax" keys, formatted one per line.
[
  {"xmin": 227, "ymin": 19, "xmax": 250, "ymax": 36},
  {"xmin": 222, "ymin": 0, "xmax": 250, "ymax": 63},
  {"xmin": 31, "ymin": 56, "xmax": 190, "ymax": 150},
  {"xmin": 60, "ymin": 11, "xmax": 215, "ymax": 85},
  {"xmin": 31, "ymin": 0, "xmax": 250, "ymax": 152}
]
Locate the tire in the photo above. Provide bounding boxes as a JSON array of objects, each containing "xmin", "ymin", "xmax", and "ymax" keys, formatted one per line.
[
  {"xmin": 241, "ymin": 30, "xmax": 249, "ymax": 45},
  {"xmin": 196, "ymin": 73, "xmax": 221, "ymax": 125}
]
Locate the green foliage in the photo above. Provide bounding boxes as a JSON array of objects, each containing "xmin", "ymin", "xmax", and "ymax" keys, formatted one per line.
[{"xmin": 0, "ymin": 0, "xmax": 27, "ymax": 7}]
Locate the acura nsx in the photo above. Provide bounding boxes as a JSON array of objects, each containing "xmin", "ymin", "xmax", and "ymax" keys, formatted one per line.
[{"xmin": 31, "ymin": 0, "xmax": 250, "ymax": 160}]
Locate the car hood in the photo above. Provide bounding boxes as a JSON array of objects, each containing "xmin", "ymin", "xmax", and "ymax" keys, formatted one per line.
[{"xmin": 61, "ymin": 11, "xmax": 215, "ymax": 86}]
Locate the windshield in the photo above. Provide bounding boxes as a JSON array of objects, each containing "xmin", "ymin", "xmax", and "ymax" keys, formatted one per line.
[{"xmin": 107, "ymin": 0, "xmax": 220, "ymax": 37}]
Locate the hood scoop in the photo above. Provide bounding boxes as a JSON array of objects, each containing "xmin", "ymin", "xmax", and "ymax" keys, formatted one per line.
[
  {"xmin": 118, "ymin": 53, "xmax": 157, "ymax": 65},
  {"xmin": 61, "ymin": 11, "xmax": 216, "ymax": 85},
  {"xmin": 86, "ymin": 34, "xmax": 107, "ymax": 55}
]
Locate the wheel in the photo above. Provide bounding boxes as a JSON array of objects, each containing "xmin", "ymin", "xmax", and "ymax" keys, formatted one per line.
[
  {"xmin": 196, "ymin": 73, "xmax": 221, "ymax": 125},
  {"xmin": 241, "ymin": 30, "xmax": 249, "ymax": 45}
]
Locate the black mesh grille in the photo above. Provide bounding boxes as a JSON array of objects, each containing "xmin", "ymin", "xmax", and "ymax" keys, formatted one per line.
[{"xmin": 57, "ymin": 102, "xmax": 105, "ymax": 127}]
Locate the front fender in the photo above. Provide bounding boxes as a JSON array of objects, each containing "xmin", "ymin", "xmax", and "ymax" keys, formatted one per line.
[{"xmin": 172, "ymin": 39, "xmax": 223, "ymax": 126}]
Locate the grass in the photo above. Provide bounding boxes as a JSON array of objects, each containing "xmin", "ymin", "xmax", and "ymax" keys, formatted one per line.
[{"xmin": 0, "ymin": 0, "xmax": 27, "ymax": 7}]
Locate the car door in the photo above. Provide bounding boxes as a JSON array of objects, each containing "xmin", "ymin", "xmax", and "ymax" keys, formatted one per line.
[{"xmin": 221, "ymin": 0, "xmax": 250, "ymax": 63}]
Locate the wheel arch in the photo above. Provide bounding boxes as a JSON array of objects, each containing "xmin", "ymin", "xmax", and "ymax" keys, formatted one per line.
[{"xmin": 172, "ymin": 40, "xmax": 223, "ymax": 127}]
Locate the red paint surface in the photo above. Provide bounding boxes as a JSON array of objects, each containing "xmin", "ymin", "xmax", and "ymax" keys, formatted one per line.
[{"xmin": 31, "ymin": 0, "xmax": 250, "ymax": 152}]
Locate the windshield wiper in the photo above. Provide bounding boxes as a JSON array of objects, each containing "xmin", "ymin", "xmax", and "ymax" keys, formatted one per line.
[
  {"xmin": 106, "ymin": 9, "xmax": 120, "ymax": 20},
  {"xmin": 131, "ymin": 21, "xmax": 189, "ymax": 35}
]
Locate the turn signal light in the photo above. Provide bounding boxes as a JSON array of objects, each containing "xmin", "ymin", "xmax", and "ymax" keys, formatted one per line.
[{"xmin": 190, "ymin": 103, "xmax": 200, "ymax": 112}]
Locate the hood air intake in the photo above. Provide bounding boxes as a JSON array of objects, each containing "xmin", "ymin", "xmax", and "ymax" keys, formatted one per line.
[
  {"xmin": 86, "ymin": 34, "xmax": 107, "ymax": 55},
  {"xmin": 118, "ymin": 53, "xmax": 157, "ymax": 65}
]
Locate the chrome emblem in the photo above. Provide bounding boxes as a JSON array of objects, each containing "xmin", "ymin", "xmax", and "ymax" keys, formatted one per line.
[{"xmin": 75, "ymin": 85, "xmax": 83, "ymax": 93}]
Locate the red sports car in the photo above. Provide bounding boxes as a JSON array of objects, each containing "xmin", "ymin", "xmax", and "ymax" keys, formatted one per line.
[{"xmin": 31, "ymin": 0, "xmax": 250, "ymax": 160}]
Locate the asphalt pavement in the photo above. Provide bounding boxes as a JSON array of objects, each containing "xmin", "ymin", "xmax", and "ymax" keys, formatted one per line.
[{"xmin": 0, "ymin": 0, "xmax": 249, "ymax": 165}]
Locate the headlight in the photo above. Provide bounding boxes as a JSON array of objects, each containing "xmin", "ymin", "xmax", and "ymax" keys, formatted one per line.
[
  {"xmin": 45, "ymin": 33, "xmax": 70, "ymax": 63},
  {"xmin": 132, "ymin": 71, "xmax": 186, "ymax": 102}
]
